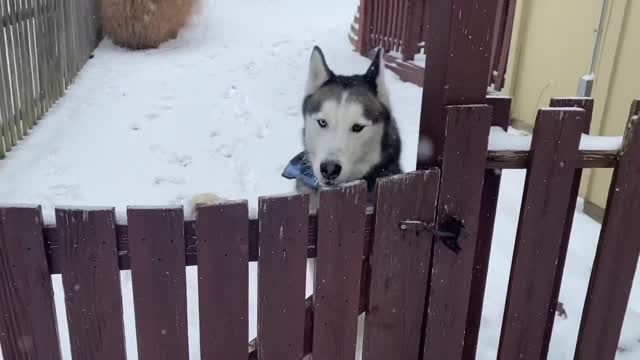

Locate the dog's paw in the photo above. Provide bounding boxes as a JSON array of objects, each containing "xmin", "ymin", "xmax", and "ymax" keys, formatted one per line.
[{"xmin": 188, "ymin": 193, "xmax": 227, "ymax": 217}]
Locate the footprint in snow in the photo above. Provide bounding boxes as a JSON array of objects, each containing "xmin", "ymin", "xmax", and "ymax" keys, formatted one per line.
[
  {"xmin": 146, "ymin": 112, "xmax": 159, "ymax": 121},
  {"xmin": 169, "ymin": 154, "xmax": 192, "ymax": 168},
  {"xmin": 154, "ymin": 177, "xmax": 187, "ymax": 186}
]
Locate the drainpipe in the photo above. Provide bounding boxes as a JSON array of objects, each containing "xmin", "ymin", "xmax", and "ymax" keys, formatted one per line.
[{"xmin": 578, "ymin": 0, "xmax": 609, "ymax": 97}]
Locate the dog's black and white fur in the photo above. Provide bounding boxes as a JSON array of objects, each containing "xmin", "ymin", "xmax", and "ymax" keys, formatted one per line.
[{"xmin": 298, "ymin": 46, "xmax": 403, "ymax": 208}]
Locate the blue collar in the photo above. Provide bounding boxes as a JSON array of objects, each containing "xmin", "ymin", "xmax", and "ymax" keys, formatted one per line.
[{"xmin": 281, "ymin": 151, "xmax": 320, "ymax": 190}]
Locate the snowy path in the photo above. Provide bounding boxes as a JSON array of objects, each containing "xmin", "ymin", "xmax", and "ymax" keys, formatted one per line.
[{"xmin": 0, "ymin": 0, "xmax": 638, "ymax": 359}]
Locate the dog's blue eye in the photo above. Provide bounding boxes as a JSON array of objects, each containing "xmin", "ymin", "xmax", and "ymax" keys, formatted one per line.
[
  {"xmin": 317, "ymin": 119, "xmax": 327, "ymax": 128},
  {"xmin": 351, "ymin": 124, "xmax": 365, "ymax": 133}
]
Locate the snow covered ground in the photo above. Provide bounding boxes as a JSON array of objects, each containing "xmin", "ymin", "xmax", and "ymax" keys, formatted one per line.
[{"xmin": 0, "ymin": 0, "xmax": 638, "ymax": 359}]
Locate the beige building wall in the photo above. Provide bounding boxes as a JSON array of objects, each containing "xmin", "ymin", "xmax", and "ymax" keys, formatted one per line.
[{"xmin": 503, "ymin": 0, "xmax": 640, "ymax": 217}]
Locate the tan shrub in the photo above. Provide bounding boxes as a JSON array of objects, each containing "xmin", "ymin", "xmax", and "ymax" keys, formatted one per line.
[{"xmin": 101, "ymin": 0, "xmax": 197, "ymax": 49}]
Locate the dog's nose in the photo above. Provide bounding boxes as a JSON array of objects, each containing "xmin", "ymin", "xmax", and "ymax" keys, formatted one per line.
[{"xmin": 320, "ymin": 161, "xmax": 342, "ymax": 180}]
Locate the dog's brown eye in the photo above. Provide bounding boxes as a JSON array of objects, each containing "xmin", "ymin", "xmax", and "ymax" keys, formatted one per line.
[
  {"xmin": 317, "ymin": 119, "xmax": 327, "ymax": 128},
  {"xmin": 352, "ymin": 124, "xmax": 365, "ymax": 133}
]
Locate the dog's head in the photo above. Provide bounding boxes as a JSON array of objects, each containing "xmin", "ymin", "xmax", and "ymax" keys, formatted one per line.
[{"xmin": 302, "ymin": 46, "xmax": 396, "ymax": 187}]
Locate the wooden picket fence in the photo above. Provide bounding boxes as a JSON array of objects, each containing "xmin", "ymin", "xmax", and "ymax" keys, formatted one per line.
[
  {"xmin": 351, "ymin": 0, "xmax": 516, "ymax": 90},
  {"xmin": 0, "ymin": 96, "xmax": 638, "ymax": 359},
  {"xmin": 0, "ymin": 0, "xmax": 100, "ymax": 158}
]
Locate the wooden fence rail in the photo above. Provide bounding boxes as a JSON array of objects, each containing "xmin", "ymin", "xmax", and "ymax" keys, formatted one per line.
[
  {"xmin": 1, "ymin": 99, "xmax": 638, "ymax": 360},
  {"xmin": 0, "ymin": 0, "xmax": 100, "ymax": 158}
]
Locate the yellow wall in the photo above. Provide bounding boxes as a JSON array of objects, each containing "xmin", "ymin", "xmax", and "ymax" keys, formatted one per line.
[{"xmin": 504, "ymin": 0, "xmax": 640, "ymax": 211}]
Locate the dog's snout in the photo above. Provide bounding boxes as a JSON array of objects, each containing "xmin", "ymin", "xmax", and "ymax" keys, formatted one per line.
[{"xmin": 320, "ymin": 161, "xmax": 342, "ymax": 180}]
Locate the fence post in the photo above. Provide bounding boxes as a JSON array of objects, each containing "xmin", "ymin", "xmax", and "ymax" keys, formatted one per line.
[
  {"xmin": 540, "ymin": 97, "xmax": 594, "ymax": 358},
  {"xmin": 422, "ymin": 105, "xmax": 492, "ymax": 359},
  {"xmin": 462, "ymin": 96, "xmax": 511, "ymax": 360},
  {"xmin": 401, "ymin": 0, "xmax": 423, "ymax": 61},
  {"xmin": 497, "ymin": 108, "xmax": 585, "ymax": 360},
  {"xmin": 417, "ymin": 0, "xmax": 498, "ymax": 169},
  {"xmin": 574, "ymin": 100, "xmax": 640, "ymax": 360},
  {"xmin": 356, "ymin": 0, "xmax": 372, "ymax": 55}
]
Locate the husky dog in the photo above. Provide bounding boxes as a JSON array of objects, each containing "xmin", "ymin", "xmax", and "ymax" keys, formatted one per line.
[{"xmin": 292, "ymin": 46, "xmax": 403, "ymax": 209}]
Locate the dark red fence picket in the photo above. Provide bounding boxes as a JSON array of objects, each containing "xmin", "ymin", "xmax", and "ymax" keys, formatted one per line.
[
  {"xmin": 0, "ymin": 206, "xmax": 61, "ymax": 360},
  {"xmin": 575, "ymin": 101, "xmax": 640, "ymax": 360},
  {"xmin": 197, "ymin": 201, "xmax": 249, "ymax": 360},
  {"xmin": 363, "ymin": 170, "xmax": 440, "ymax": 360},
  {"xmin": 128, "ymin": 207, "xmax": 189, "ymax": 360},
  {"xmin": 497, "ymin": 108, "xmax": 585, "ymax": 359},
  {"xmin": 56, "ymin": 208, "xmax": 126, "ymax": 360}
]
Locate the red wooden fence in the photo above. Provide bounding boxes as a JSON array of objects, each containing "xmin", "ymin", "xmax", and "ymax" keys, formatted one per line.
[
  {"xmin": 0, "ymin": 98, "xmax": 638, "ymax": 359},
  {"xmin": 352, "ymin": 0, "xmax": 516, "ymax": 90}
]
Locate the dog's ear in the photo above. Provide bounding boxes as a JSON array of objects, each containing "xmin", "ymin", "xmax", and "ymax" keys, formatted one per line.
[
  {"xmin": 305, "ymin": 46, "xmax": 332, "ymax": 96},
  {"xmin": 365, "ymin": 48, "xmax": 391, "ymax": 109}
]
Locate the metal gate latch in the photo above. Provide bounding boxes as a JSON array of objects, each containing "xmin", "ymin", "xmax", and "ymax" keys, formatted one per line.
[{"xmin": 400, "ymin": 215, "xmax": 465, "ymax": 254}]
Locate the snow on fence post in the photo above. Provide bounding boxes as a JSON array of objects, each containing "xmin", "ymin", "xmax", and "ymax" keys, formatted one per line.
[
  {"xmin": 462, "ymin": 95, "xmax": 512, "ymax": 359},
  {"xmin": 313, "ymin": 181, "xmax": 368, "ymax": 360},
  {"xmin": 363, "ymin": 170, "xmax": 440, "ymax": 360},
  {"xmin": 0, "ymin": 205, "xmax": 62, "ymax": 360},
  {"xmin": 55, "ymin": 207, "xmax": 127, "ymax": 360},
  {"xmin": 574, "ymin": 100, "xmax": 640, "ymax": 360},
  {"xmin": 497, "ymin": 107, "xmax": 585, "ymax": 360},
  {"xmin": 422, "ymin": 105, "xmax": 492, "ymax": 359}
]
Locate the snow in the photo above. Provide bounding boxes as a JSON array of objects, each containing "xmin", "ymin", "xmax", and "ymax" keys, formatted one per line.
[
  {"xmin": 488, "ymin": 126, "xmax": 624, "ymax": 151},
  {"xmin": 0, "ymin": 0, "xmax": 638, "ymax": 359}
]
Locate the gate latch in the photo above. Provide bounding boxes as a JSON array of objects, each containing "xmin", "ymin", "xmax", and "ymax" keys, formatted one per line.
[{"xmin": 400, "ymin": 215, "xmax": 465, "ymax": 254}]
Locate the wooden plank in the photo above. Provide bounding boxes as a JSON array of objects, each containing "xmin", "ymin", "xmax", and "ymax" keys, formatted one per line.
[
  {"xmin": 401, "ymin": 0, "xmax": 423, "ymax": 60},
  {"xmin": 574, "ymin": 100, "xmax": 640, "ymax": 360},
  {"xmin": 486, "ymin": 149, "xmax": 618, "ymax": 169},
  {"xmin": 197, "ymin": 201, "xmax": 249, "ymax": 360},
  {"xmin": 493, "ymin": 0, "xmax": 517, "ymax": 91},
  {"xmin": 56, "ymin": 207, "xmax": 127, "ymax": 360},
  {"xmin": 422, "ymin": 105, "xmax": 492, "ymax": 359},
  {"xmin": 16, "ymin": 0, "xmax": 34, "ymax": 131},
  {"xmin": 417, "ymin": 0, "xmax": 498, "ymax": 168},
  {"xmin": 363, "ymin": 170, "xmax": 440, "ymax": 360},
  {"xmin": 0, "ymin": 28, "xmax": 9, "ymax": 157},
  {"xmin": 127, "ymin": 207, "xmax": 188, "ymax": 360},
  {"xmin": 0, "ymin": 205, "xmax": 62, "ymax": 359},
  {"xmin": 257, "ymin": 194, "xmax": 309, "ymax": 360},
  {"xmin": 313, "ymin": 181, "xmax": 368, "ymax": 360},
  {"xmin": 496, "ymin": 108, "xmax": 585, "ymax": 360},
  {"xmin": 541, "ymin": 97, "xmax": 594, "ymax": 358},
  {"xmin": 4, "ymin": 0, "xmax": 21, "ymax": 143},
  {"xmin": 32, "ymin": 0, "xmax": 45, "ymax": 119},
  {"xmin": 10, "ymin": 0, "xmax": 27, "ymax": 137},
  {"xmin": 462, "ymin": 96, "xmax": 511, "ymax": 359},
  {"xmin": 356, "ymin": 0, "xmax": 372, "ymax": 54}
]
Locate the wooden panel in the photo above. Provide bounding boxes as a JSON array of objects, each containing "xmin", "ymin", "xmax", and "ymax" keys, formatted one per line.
[
  {"xmin": 575, "ymin": 101, "xmax": 640, "ymax": 360},
  {"xmin": 313, "ymin": 182, "xmax": 368, "ymax": 360},
  {"xmin": 417, "ymin": 0, "xmax": 499, "ymax": 168},
  {"xmin": 197, "ymin": 201, "xmax": 249, "ymax": 360},
  {"xmin": 422, "ymin": 105, "xmax": 492, "ymax": 359},
  {"xmin": 0, "ymin": 205, "xmax": 62, "ymax": 359},
  {"xmin": 56, "ymin": 208, "xmax": 126, "ymax": 360},
  {"xmin": 257, "ymin": 194, "xmax": 309, "ymax": 360},
  {"xmin": 128, "ymin": 207, "xmax": 188, "ymax": 360},
  {"xmin": 462, "ymin": 96, "xmax": 511, "ymax": 359},
  {"xmin": 497, "ymin": 108, "xmax": 585, "ymax": 360},
  {"xmin": 541, "ymin": 97, "xmax": 594, "ymax": 357},
  {"xmin": 363, "ymin": 170, "xmax": 440, "ymax": 360}
]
